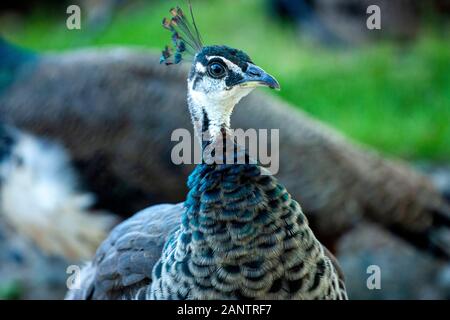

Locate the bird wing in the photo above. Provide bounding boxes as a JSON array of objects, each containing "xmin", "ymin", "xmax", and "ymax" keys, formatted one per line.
[
  {"xmin": 323, "ymin": 245, "xmax": 348, "ymax": 299},
  {"xmin": 66, "ymin": 202, "xmax": 184, "ymax": 300}
]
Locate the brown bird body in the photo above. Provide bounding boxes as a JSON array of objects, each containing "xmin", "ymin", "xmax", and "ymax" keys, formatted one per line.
[{"xmin": 1, "ymin": 47, "xmax": 449, "ymax": 258}]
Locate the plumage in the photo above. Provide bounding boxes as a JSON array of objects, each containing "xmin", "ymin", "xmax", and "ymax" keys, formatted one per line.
[
  {"xmin": 0, "ymin": 40, "xmax": 449, "ymax": 261},
  {"xmin": 66, "ymin": 203, "xmax": 347, "ymax": 300},
  {"xmin": 67, "ymin": 186, "xmax": 347, "ymax": 299},
  {"xmin": 149, "ymin": 162, "xmax": 347, "ymax": 300},
  {"xmin": 68, "ymin": 5, "xmax": 347, "ymax": 299},
  {"xmin": 65, "ymin": 203, "xmax": 182, "ymax": 299},
  {"xmin": 0, "ymin": 124, "xmax": 118, "ymax": 260}
]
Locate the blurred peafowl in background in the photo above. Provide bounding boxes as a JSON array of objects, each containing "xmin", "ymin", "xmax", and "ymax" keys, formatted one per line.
[
  {"xmin": 0, "ymin": 123, "xmax": 118, "ymax": 298},
  {"xmin": 0, "ymin": 124, "xmax": 117, "ymax": 260},
  {"xmin": 268, "ymin": 0, "xmax": 421, "ymax": 44},
  {"xmin": 0, "ymin": 34, "xmax": 450, "ymax": 298},
  {"xmin": 1, "ymin": 40, "xmax": 118, "ymax": 265}
]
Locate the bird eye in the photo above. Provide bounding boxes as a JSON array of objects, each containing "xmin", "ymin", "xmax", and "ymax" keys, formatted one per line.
[{"xmin": 207, "ymin": 62, "xmax": 226, "ymax": 78}]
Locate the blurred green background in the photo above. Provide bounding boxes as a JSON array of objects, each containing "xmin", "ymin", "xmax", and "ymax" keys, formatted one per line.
[{"xmin": 1, "ymin": 0, "xmax": 449, "ymax": 160}]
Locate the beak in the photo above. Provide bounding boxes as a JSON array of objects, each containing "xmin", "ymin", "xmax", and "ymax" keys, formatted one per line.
[{"xmin": 238, "ymin": 64, "xmax": 280, "ymax": 90}]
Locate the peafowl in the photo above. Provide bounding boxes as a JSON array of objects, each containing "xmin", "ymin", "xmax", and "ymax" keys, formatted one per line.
[
  {"xmin": 268, "ymin": 0, "xmax": 421, "ymax": 44},
  {"xmin": 66, "ymin": 4, "xmax": 348, "ymax": 300},
  {"xmin": 0, "ymin": 123, "xmax": 118, "ymax": 260},
  {"xmin": 0, "ymin": 38, "xmax": 449, "ymax": 260}
]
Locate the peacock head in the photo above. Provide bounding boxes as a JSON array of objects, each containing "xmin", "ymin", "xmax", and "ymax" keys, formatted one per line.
[
  {"xmin": 160, "ymin": 3, "xmax": 279, "ymax": 138},
  {"xmin": 187, "ymin": 45, "xmax": 279, "ymax": 109}
]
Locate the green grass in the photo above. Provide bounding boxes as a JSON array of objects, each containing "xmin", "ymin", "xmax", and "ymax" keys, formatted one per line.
[
  {"xmin": 0, "ymin": 281, "xmax": 22, "ymax": 300},
  {"xmin": 2, "ymin": 0, "xmax": 449, "ymax": 160}
]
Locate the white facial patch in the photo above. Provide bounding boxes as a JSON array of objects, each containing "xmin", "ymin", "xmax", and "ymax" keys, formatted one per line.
[
  {"xmin": 195, "ymin": 62, "xmax": 206, "ymax": 73},
  {"xmin": 187, "ymin": 54, "xmax": 255, "ymax": 138},
  {"xmin": 188, "ymin": 55, "xmax": 248, "ymax": 95}
]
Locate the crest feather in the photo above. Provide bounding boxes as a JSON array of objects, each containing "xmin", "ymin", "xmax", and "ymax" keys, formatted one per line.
[{"xmin": 160, "ymin": 1, "xmax": 203, "ymax": 65}]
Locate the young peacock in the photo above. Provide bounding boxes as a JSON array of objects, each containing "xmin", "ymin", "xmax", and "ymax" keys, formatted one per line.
[{"xmin": 67, "ymin": 4, "xmax": 347, "ymax": 300}]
